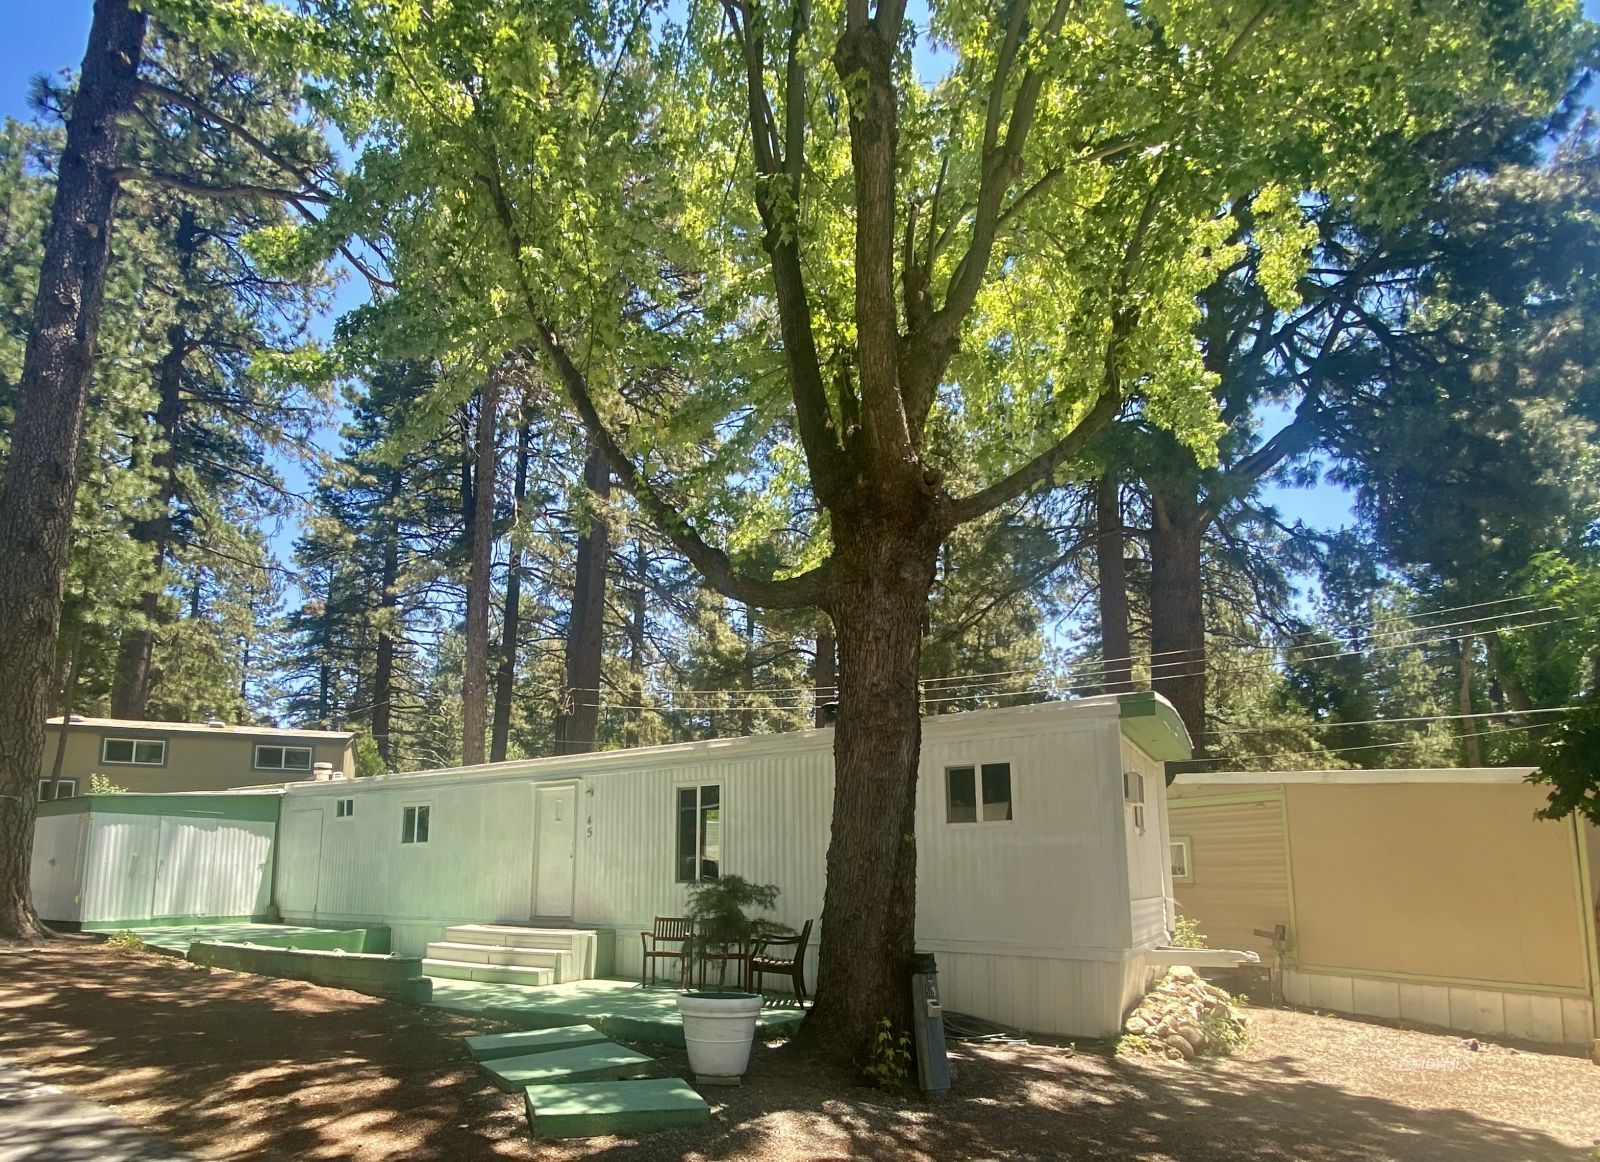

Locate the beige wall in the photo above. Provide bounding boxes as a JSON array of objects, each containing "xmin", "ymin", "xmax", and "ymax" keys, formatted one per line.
[
  {"xmin": 1286, "ymin": 782, "xmax": 1588, "ymax": 991},
  {"xmin": 1172, "ymin": 780, "xmax": 1592, "ymax": 995},
  {"xmin": 39, "ymin": 725, "xmax": 354, "ymax": 793},
  {"xmin": 1168, "ymin": 793, "xmax": 1290, "ymax": 958}
]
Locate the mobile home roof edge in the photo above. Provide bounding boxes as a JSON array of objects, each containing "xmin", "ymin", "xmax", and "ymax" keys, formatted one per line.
[{"xmin": 281, "ymin": 694, "xmax": 1182, "ymax": 793}]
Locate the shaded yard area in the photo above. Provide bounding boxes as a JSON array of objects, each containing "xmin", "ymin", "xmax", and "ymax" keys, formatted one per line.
[{"xmin": 0, "ymin": 939, "xmax": 1594, "ymax": 1160}]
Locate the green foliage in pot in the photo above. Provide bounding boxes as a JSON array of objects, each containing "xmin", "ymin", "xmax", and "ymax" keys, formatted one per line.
[{"xmin": 681, "ymin": 875, "xmax": 781, "ymax": 991}]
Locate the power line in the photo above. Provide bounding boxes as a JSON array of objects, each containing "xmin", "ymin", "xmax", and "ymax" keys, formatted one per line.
[
  {"xmin": 1204, "ymin": 705, "xmax": 1575, "ymax": 738},
  {"xmin": 1219, "ymin": 720, "xmax": 1550, "ymax": 767}
]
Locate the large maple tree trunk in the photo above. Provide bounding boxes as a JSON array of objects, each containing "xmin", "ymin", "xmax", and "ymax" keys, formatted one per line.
[
  {"xmin": 461, "ymin": 378, "xmax": 499, "ymax": 766},
  {"xmin": 807, "ymin": 521, "xmax": 939, "ymax": 1049},
  {"xmin": 1149, "ymin": 486, "xmax": 1206, "ymax": 756},
  {"xmin": 1096, "ymin": 474, "xmax": 1133, "ymax": 694},
  {"xmin": 554, "ymin": 445, "xmax": 609, "ymax": 755},
  {"xmin": 0, "ymin": 0, "xmax": 146, "ymax": 942}
]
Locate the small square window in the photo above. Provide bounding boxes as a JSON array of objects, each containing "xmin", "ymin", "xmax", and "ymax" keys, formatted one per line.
[
  {"xmin": 37, "ymin": 778, "xmax": 79, "ymax": 801},
  {"xmin": 946, "ymin": 763, "xmax": 1013, "ymax": 824},
  {"xmin": 1170, "ymin": 837, "xmax": 1193, "ymax": 882},
  {"xmin": 402, "ymin": 804, "xmax": 431, "ymax": 844},
  {"xmin": 335, "ymin": 798, "xmax": 354, "ymax": 819}
]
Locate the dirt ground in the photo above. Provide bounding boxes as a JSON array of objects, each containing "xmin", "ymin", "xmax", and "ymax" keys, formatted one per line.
[{"xmin": 0, "ymin": 939, "xmax": 1595, "ymax": 1161}]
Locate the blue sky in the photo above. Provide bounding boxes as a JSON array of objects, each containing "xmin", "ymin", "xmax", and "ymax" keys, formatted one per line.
[{"xmin": 5, "ymin": 3, "xmax": 1596, "ymax": 569}]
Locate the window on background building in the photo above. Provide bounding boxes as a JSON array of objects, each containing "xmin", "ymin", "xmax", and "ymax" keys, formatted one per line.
[
  {"xmin": 36, "ymin": 778, "xmax": 79, "ymax": 801},
  {"xmin": 255, "ymin": 744, "xmax": 314, "ymax": 771},
  {"xmin": 1170, "ymin": 837, "xmax": 1193, "ymax": 882},
  {"xmin": 676, "ymin": 784, "xmax": 721, "ymax": 882},
  {"xmin": 401, "ymin": 803, "xmax": 431, "ymax": 844},
  {"xmin": 946, "ymin": 762, "xmax": 1014, "ymax": 823},
  {"xmin": 101, "ymin": 737, "xmax": 165, "ymax": 766}
]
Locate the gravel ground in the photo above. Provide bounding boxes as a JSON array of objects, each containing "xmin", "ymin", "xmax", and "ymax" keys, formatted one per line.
[{"xmin": 0, "ymin": 939, "xmax": 1595, "ymax": 1161}]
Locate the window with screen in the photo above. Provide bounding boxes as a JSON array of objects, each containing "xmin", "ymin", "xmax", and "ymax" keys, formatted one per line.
[
  {"xmin": 676, "ymin": 784, "xmax": 721, "ymax": 882},
  {"xmin": 102, "ymin": 737, "xmax": 165, "ymax": 765},
  {"xmin": 255, "ymin": 744, "xmax": 314, "ymax": 771}
]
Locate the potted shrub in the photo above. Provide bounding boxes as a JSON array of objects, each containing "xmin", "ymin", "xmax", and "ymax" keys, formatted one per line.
[{"xmin": 676, "ymin": 875, "xmax": 781, "ymax": 1084}]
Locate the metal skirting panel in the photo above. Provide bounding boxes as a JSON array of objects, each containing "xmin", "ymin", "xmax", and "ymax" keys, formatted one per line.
[{"xmin": 1282, "ymin": 968, "xmax": 1591, "ymax": 1045}]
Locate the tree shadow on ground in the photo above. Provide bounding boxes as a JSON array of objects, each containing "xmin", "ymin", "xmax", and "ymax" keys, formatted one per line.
[{"xmin": 0, "ymin": 942, "xmax": 1588, "ymax": 1161}]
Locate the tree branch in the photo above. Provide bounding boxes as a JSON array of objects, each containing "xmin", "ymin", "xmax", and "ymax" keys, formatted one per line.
[
  {"xmin": 110, "ymin": 167, "xmax": 328, "ymax": 204},
  {"xmin": 944, "ymin": 386, "xmax": 1123, "ymax": 527}
]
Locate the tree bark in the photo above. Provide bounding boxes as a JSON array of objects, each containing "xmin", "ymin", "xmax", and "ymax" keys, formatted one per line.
[
  {"xmin": 370, "ymin": 505, "xmax": 401, "ymax": 769},
  {"xmin": 109, "ymin": 206, "xmax": 197, "ymax": 719},
  {"xmin": 490, "ymin": 408, "xmax": 532, "ymax": 762},
  {"xmin": 554, "ymin": 445, "xmax": 610, "ymax": 755},
  {"xmin": 813, "ymin": 618, "xmax": 837, "ymax": 727},
  {"xmin": 806, "ymin": 521, "xmax": 939, "ymax": 1052},
  {"xmin": 1459, "ymin": 631, "xmax": 1484, "ymax": 767},
  {"xmin": 47, "ymin": 633, "xmax": 82, "ymax": 798},
  {"xmin": 0, "ymin": 0, "xmax": 146, "ymax": 942},
  {"xmin": 1149, "ymin": 486, "xmax": 1207, "ymax": 758},
  {"xmin": 1095, "ymin": 474, "xmax": 1133, "ymax": 694},
  {"xmin": 462, "ymin": 378, "xmax": 499, "ymax": 766}
]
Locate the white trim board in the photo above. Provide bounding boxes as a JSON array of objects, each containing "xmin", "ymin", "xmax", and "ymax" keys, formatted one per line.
[{"xmin": 1177, "ymin": 768, "xmax": 1538, "ymax": 786}]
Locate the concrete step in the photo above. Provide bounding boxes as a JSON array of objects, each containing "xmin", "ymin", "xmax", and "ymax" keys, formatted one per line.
[
  {"xmin": 425, "ymin": 941, "xmax": 575, "ymax": 980},
  {"xmin": 525, "ymin": 1078, "xmax": 710, "ymax": 1139},
  {"xmin": 482, "ymin": 1042, "xmax": 659, "ymax": 1092},
  {"xmin": 465, "ymin": 1025, "xmax": 610, "ymax": 1062},
  {"xmin": 444, "ymin": 924, "xmax": 592, "ymax": 952},
  {"xmin": 422, "ymin": 959, "xmax": 555, "ymax": 987}
]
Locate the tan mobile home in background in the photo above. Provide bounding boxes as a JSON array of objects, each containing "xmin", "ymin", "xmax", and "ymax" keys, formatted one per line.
[
  {"xmin": 38, "ymin": 716, "xmax": 356, "ymax": 798},
  {"xmin": 1169, "ymin": 770, "xmax": 1600, "ymax": 1047}
]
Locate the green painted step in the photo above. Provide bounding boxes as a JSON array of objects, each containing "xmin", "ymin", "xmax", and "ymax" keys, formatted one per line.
[
  {"xmin": 482, "ymin": 1042, "xmax": 660, "ymax": 1091},
  {"xmin": 465, "ymin": 1025, "xmax": 609, "ymax": 1062},
  {"xmin": 525, "ymin": 1078, "xmax": 710, "ymax": 1139}
]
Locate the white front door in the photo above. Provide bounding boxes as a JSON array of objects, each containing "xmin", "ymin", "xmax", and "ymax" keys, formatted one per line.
[{"xmin": 532, "ymin": 784, "xmax": 578, "ymax": 919}]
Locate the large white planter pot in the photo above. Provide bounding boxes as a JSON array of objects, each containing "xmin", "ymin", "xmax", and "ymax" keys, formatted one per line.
[{"xmin": 676, "ymin": 990, "xmax": 764, "ymax": 1083}]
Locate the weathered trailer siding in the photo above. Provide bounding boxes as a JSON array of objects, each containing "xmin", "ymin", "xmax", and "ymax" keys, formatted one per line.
[
  {"xmin": 31, "ymin": 795, "xmax": 278, "ymax": 927},
  {"xmin": 30, "ymin": 812, "xmax": 88, "ymax": 922},
  {"xmin": 276, "ymin": 698, "xmax": 1184, "ymax": 1037}
]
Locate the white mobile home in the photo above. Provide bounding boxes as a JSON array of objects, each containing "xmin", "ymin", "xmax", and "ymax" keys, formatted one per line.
[{"xmin": 272, "ymin": 692, "xmax": 1190, "ymax": 1038}]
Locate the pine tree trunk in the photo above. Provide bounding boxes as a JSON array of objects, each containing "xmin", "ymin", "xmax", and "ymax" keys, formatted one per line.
[
  {"xmin": 554, "ymin": 445, "xmax": 609, "ymax": 755},
  {"xmin": 813, "ymin": 619, "xmax": 837, "ymax": 727},
  {"xmin": 806, "ymin": 525, "xmax": 939, "ymax": 1051},
  {"xmin": 110, "ymin": 207, "xmax": 195, "ymax": 719},
  {"xmin": 0, "ymin": 0, "xmax": 146, "ymax": 942},
  {"xmin": 1095, "ymin": 474, "xmax": 1132, "ymax": 694},
  {"xmin": 1149, "ymin": 486, "xmax": 1206, "ymax": 756},
  {"xmin": 490, "ymin": 411, "xmax": 531, "ymax": 762},
  {"xmin": 462, "ymin": 378, "xmax": 499, "ymax": 766},
  {"xmin": 47, "ymin": 634, "xmax": 81, "ymax": 797},
  {"xmin": 370, "ymin": 509, "xmax": 401, "ymax": 768},
  {"xmin": 1459, "ymin": 631, "xmax": 1483, "ymax": 766}
]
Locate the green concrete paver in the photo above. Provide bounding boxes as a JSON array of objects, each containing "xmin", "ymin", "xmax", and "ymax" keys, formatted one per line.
[
  {"xmin": 481, "ymin": 1042, "xmax": 660, "ymax": 1091},
  {"xmin": 524, "ymin": 1078, "xmax": 710, "ymax": 1139},
  {"xmin": 465, "ymin": 1025, "xmax": 610, "ymax": 1061},
  {"xmin": 428, "ymin": 977, "xmax": 805, "ymax": 1048}
]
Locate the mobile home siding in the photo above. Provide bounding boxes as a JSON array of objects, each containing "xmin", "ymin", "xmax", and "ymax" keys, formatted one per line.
[
  {"xmin": 275, "ymin": 699, "xmax": 1179, "ymax": 1038},
  {"xmin": 1167, "ymin": 793, "xmax": 1291, "ymax": 957}
]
